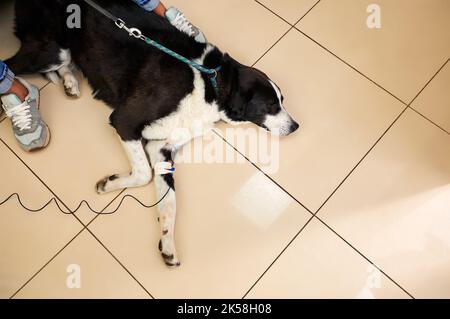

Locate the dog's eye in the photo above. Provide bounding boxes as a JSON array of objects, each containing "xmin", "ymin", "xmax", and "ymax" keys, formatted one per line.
[
  {"xmin": 281, "ymin": 95, "xmax": 285, "ymax": 103},
  {"xmin": 268, "ymin": 103, "xmax": 280, "ymax": 115}
]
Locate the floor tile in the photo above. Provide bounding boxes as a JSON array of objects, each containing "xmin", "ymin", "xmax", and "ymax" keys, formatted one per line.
[
  {"xmin": 15, "ymin": 229, "xmax": 150, "ymax": 299},
  {"xmin": 169, "ymin": 0, "xmax": 290, "ymax": 65},
  {"xmin": 247, "ymin": 219, "xmax": 410, "ymax": 299},
  {"xmin": 89, "ymin": 134, "xmax": 311, "ymax": 298},
  {"xmin": 319, "ymin": 109, "xmax": 450, "ymax": 299},
  {"xmin": 0, "ymin": 0, "xmax": 49, "ymax": 90},
  {"xmin": 1, "ymin": 0, "xmax": 447, "ymax": 300},
  {"xmin": 216, "ymin": 29, "xmax": 404, "ymax": 212},
  {"xmin": 258, "ymin": 0, "xmax": 319, "ymax": 24},
  {"xmin": 411, "ymin": 61, "xmax": 450, "ymax": 133},
  {"xmin": 0, "ymin": 80, "xmax": 132, "ymax": 220},
  {"xmin": 0, "ymin": 141, "xmax": 82, "ymax": 298},
  {"xmin": 297, "ymin": 0, "xmax": 450, "ymax": 103}
]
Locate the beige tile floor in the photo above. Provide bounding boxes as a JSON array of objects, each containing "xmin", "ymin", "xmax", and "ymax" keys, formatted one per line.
[{"xmin": 0, "ymin": 0, "xmax": 449, "ymax": 299}]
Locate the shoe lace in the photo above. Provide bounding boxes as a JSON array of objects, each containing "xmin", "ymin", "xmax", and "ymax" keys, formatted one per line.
[
  {"xmin": 173, "ymin": 12, "xmax": 196, "ymax": 36},
  {"xmin": 5, "ymin": 99, "xmax": 33, "ymax": 131}
]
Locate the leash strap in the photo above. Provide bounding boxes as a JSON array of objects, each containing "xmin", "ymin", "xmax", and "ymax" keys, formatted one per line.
[
  {"xmin": 84, "ymin": 0, "xmax": 118, "ymax": 22},
  {"xmin": 83, "ymin": 0, "xmax": 222, "ymax": 96}
]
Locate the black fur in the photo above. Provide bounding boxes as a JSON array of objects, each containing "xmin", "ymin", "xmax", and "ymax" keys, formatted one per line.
[
  {"xmin": 6, "ymin": 0, "xmax": 299, "ymax": 267},
  {"xmin": 160, "ymin": 148, "xmax": 175, "ymax": 190},
  {"xmin": 7, "ymin": 0, "xmax": 297, "ymax": 140}
]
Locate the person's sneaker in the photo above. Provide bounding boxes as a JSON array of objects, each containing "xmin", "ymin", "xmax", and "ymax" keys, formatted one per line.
[
  {"xmin": 165, "ymin": 7, "xmax": 207, "ymax": 43},
  {"xmin": 1, "ymin": 77, "xmax": 50, "ymax": 151}
]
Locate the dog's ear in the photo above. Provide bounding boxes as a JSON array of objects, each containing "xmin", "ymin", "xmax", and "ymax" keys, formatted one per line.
[
  {"xmin": 228, "ymin": 67, "xmax": 256, "ymax": 119},
  {"xmin": 229, "ymin": 73, "xmax": 245, "ymax": 118},
  {"xmin": 222, "ymin": 53, "xmax": 254, "ymax": 119}
]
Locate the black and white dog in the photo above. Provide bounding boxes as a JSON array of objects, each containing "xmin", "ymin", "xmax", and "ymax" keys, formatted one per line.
[{"xmin": 6, "ymin": 0, "xmax": 299, "ymax": 266}]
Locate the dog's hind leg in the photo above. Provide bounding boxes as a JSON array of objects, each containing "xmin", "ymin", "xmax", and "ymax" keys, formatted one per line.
[
  {"xmin": 96, "ymin": 139, "xmax": 153, "ymax": 194},
  {"xmin": 5, "ymin": 41, "xmax": 62, "ymax": 74},
  {"xmin": 145, "ymin": 140, "xmax": 180, "ymax": 267}
]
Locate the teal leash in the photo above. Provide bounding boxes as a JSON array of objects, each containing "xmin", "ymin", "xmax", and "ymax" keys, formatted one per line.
[
  {"xmin": 115, "ymin": 19, "xmax": 222, "ymax": 96},
  {"xmin": 83, "ymin": 0, "xmax": 222, "ymax": 96}
]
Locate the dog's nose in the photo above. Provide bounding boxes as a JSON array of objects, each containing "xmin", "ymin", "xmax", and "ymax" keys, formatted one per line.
[{"xmin": 290, "ymin": 121, "xmax": 300, "ymax": 133}]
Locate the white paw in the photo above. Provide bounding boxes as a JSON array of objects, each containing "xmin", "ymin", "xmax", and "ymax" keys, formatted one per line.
[
  {"xmin": 63, "ymin": 77, "xmax": 81, "ymax": 97},
  {"xmin": 95, "ymin": 174, "xmax": 120, "ymax": 194},
  {"xmin": 159, "ymin": 238, "xmax": 181, "ymax": 267}
]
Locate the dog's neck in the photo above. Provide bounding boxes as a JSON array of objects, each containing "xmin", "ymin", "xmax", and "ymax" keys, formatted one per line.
[{"xmin": 200, "ymin": 47, "xmax": 238, "ymax": 111}]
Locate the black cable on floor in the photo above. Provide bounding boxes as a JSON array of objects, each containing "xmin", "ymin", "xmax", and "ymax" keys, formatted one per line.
[{"xmin": 0, "ymin": 188, "xmax": 171, "ymax": 215}]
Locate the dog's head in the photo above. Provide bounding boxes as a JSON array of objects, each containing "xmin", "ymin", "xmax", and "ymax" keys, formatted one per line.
[{"xmin": 220, "ymin": 54, "xmax": 299, "ymax": 136}]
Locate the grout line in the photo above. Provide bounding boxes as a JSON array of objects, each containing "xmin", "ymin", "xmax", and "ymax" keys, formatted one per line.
[
  {"xmin": 9, "ymin": 227, "xmax": 86, "ymax": 299},
  {"xmin": 10, "ymin": 226, "xmax": 154, "ymax": 299},
  {"xmin": 242, "ymin": 47, "xmax": 450, "ymax": 300},
  {"xmin": 251, "ymin": 0, "xmax": 322, "ymax": 68},
  {"xmin": 314, "ymin": 106, "xmax": 408, "ymax": 214},
  {"xmin": 408, "ymin": 107, "xmax": 449, "ymax": 135},
  {"xmin": 0, "ymin": 130, "xmax": 126, "ymax": 226},
  {"xmin": 314, "ymin": 215, "xmax": 415, "ymax": 299},
  {"xmin": 407, "ymin": 57, "xmax": 450, "ymax": 135},
  {"xmin": 239, "ymin": 9, "xmax": 450, "ymax": 297},
  {"xmin": 254, "ymin": 0, "xmax": 293, "ymax": 26},
  {"xmin": 7, "ymin": 188, "xmax": 157, "ymax": 299},
  {"xmin": 1, "ymin": 132, "xmax": 150, "ymax": 298},
  {"xmin": 84, "ymin": 189, "xmax": 127, "ymax": 227},
  {"xmin": 2, "ymin": 78, "xmax": 156, "ymax": 299},
  {"xmin": 0, "ymin": 138, "xmax": 87, "ymax": 228},
  {"xmin": 408, "ymin": 57, "xmax": 449, "ymax": 106},
  {"xmin": 233, "ymin": 2, "xmax": 438, "ymax": 294},
  {"xmin": 0, "ymin": 138, "xmax": 73, "ymax": 213},
  {"xmin": 292, "ymin": 31, "xmax": 450, "ymax": 139},
  {"xmin": 39, "ymin": 81, "xmax": 52, "ymax": 92},
  {"xmin": 83, "ymin": 226, "xmax": 155, "ymax": 299},
  {"xmin": 213, "ymin": 130, "xmax": 314, "ymax": 216},
  {"xmin": 285, "ymin": 55, "xmax": 450, "ymax": 299},
  {"xmin": 242, "ymin": 215, "xmax": 315, "ymax": 299},
  {"xmin": 8, "ymin": 11, "xmax": 295, "ymax": 297},
  {"xmin": 252, "ymin": 26, "xmax": 294, "ymax": 68},
  {"xmin": 294, "ymin": 0, "xmax": 323, "ymax": 26},
  {"xmin": 6, "ymin": 0, "xmax": 444, "ymax": 298},
  {"xmin": 239, "ymin": 106, "xmax": 412, "ymax": 298},
  {"xmin": 293, "ymin": 27, "xmax": 409, "ymax": 107},
  {"xmin": 81, "ymin": 191, "xmax": 164, "ymax": 298}
]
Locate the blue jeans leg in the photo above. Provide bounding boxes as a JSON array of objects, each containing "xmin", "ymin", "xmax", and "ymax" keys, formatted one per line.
[{"xmin": 0, "ymin": 60, "xmax": 15, "ymax": 95}]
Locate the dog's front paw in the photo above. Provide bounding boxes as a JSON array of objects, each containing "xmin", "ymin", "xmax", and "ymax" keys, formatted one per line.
[
  {"xmin": 95, "ymin": 174, "xmax": 119, "ymax": 194},
  {"xmin": 159, "ymin": 240, "xmax": 181, "ymax": 268},
  {"xmin": 64, "ymin": 78, "xmax": 81, "ymax": 98}
]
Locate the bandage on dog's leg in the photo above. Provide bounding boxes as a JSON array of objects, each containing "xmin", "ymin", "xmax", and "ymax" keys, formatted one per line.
[
  {"xmin": 146, "ymin": 141, "xmax": 180, "ymax": 267},
  {"xmin": 155, "ymin": 161, "xmax": 176, "ymax": 175}
]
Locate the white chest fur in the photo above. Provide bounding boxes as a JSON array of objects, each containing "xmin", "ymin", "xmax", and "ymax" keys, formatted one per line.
[{"xmin": 141, "ymin": 46, "xmax": 221, "ymax": 147}]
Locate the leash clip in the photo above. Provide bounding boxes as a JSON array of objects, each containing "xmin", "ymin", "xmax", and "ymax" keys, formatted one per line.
[
  {"xmin": 128, "ymin": 28, "xmax": 142, "ymax": 39},
  {"xmin": 210, "ymin": 69, "xmax": 218, "ymax": 80},
  {"xmin": 115, "ymin": 18, "xmax": 125, "ymax": 29},
  {"xmin": 115, "ymin": 19, "xmax": 142, "ymax": 39}
]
